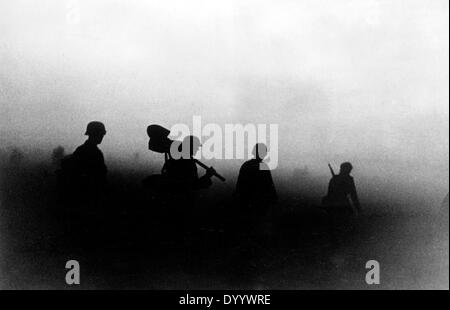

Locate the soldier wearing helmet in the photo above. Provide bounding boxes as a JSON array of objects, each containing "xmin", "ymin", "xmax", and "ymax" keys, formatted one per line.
[
  {"xmin": 160, "ymin": 135, "xmax": 216, "ymax": 233},
  {"xmin": 163, "ymin": 135, "xmax": 215, "ymax": 191},
  {"xmin": 324, "ymin": 162, "xmax": 361, "ymax": 215},
  {"xmin": 71, "ymin": 121, "xmax": 108, "ymax": 189}
]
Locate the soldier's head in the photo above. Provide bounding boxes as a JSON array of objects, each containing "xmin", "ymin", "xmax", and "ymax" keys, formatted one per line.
[
  {"xmin": 340, "ymin": 162, "xmax": 353, "ymax": 175},
  {"xmin": 180, "ymin": 135, "xmax": 201, "ymax": 157},
  {"xmin": 85, "ymin": 121, "xmax": 106, "ymax": 145},
  {"xmin": 252, "ymin": 143, "xmax": 268, "ymax": 162}
]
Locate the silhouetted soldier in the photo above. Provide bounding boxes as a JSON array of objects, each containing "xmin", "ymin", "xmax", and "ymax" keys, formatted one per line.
[
  {"xmin": 235, "ymin": 143, "xmax": 277, "ymax": 214},
  {"xmin": 234, "ymin": 143, "xmax": 277, "ymax": 246},
  {"xmin": 73, "ymin": 121, "xmax": 107, "ymax": 186},
  {"xmin": 321, "ymin": 162, "xmax": 361, "ymax": 247},
  {"xmin": 60, "ymin": 121, "xmax": 107, "ymax": 207},
  {"xmin": 162, "ymin": 135, "xmax": 216, "ymax": 232},
  {"xmin": 323, "ymin": 162, "xmax": 361, "ymax": 216},
  {"xmin": 163, "ymin": 136, "xmax": 215, "ymax": 190},
  {"xmin": 57, "ymin": 121, "xmax": 108, "ymax": 246}
]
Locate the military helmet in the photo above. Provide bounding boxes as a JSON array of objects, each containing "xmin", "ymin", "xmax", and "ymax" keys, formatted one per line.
[
  {"xmin": 340, "ymin": 162, "xmax": 353, "ymax": 173},
  {"xmin": 85, "ymin": 121, "xmax": 106, "ymax": 136}
]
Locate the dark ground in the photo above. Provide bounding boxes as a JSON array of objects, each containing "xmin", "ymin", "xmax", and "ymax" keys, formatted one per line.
[{"xmin": 0, "ymin": 159, "xmax": 448, "ymax": 290}]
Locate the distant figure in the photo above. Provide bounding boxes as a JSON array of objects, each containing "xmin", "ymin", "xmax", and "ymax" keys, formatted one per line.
[
  {"xmin": 323, "ymin": 162, "xmax": 361, "ymax": 216},
  {"xmin": 59, "ymin": 121, "xmax": 107, "ymax": 206},
  {"xmin": 235, "ymin": 143, "xmax": 277, "ymax": 215},
  {"xmin": 51, "ymin": 146, "xmax": 65, "ymax": 167}
]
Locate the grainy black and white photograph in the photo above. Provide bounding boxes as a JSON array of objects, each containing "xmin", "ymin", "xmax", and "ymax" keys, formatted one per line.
[{"xmin": 0, "ymin": 0, "xmax": 448, "ymax": 293}]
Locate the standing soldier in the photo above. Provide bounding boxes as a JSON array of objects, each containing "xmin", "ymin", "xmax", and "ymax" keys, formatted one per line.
[
  {"xmin": 322, "ymin": 162, "xmax": 361, "ymax": 247},
  {"xmin": 162, "ymin": 135, "xmax": 216, "ymax": 233},
  {"xmin": 323, "ymin": 162, "xmax": 361, "ymax": 216},
  {"xmin": 72, "ymin": 121, "xmax": 108, "ymax": 192},
  {"xmin": 60, "ymin": 121, "xmax": 107, "ymax": 208},
  {"xmin": 162, "ymin": 136, "xmax": 216, "ymax": 198},
  {"xmin": 235, "ymin": 143, "xmax": 277, "ymax": 213},
  {"xmin": 234, "ymin": 143, "xmax": 277, "ymax": 244},
  {"xmin": 146, "ymin": 125, "xmax": 225, "ymax": 243},
  {"xmin": 58, "ymin": 121, "xmax": 108, "ymax": 246}
]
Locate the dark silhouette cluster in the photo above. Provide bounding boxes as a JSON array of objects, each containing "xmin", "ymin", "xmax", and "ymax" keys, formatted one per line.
[{"xmin": 55, "ymin": 121, "xmax": 363, "ymax": 251}]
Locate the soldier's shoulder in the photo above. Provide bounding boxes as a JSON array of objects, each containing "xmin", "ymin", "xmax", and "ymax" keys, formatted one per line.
[
  {"xmin": 238, "ymin": 160, "xmax": 254, "ymax": 172},
  {"xmin": 73, "ymin": 143, "xmax": 86, "ymax": 154},
  {"xmin": 74, "ymin": 143, "xmax": 102, "ymax": 156},
  {"xmin": 243, "ymin": 158, "xmax": 259, "ymax": 167}
]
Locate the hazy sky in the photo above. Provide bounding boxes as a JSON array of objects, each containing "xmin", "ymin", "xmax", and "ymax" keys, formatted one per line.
[{"xmin": 0, "ymin": 0, "xmax": 449, "ymax": 193}]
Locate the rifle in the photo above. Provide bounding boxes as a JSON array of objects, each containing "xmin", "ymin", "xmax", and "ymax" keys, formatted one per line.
[
  {"xmin": 328, "ymin": 163, "xmax": 336, "ymax": 177},
  {"xmin": 194, "ymin": 159, "xmax": 226, "ymax": 182}
]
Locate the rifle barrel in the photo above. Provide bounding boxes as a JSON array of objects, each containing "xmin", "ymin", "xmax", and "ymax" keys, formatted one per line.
[
  {"xmin": 328, "ymin": 163, "xmax": 336, "ymax": 177},
  {"xmin": 194, "ymin": 159, "xmax": 226, "ymax": 182}
]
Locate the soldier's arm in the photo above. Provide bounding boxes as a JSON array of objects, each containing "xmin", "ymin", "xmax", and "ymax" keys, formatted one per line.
[
  {"xmin": 195, "ymin": 164, "xmax": 213, "ymax": 189},
  {"xmin": 196, "ymin": 173, "xmax": 213, "ymax": 189}
]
